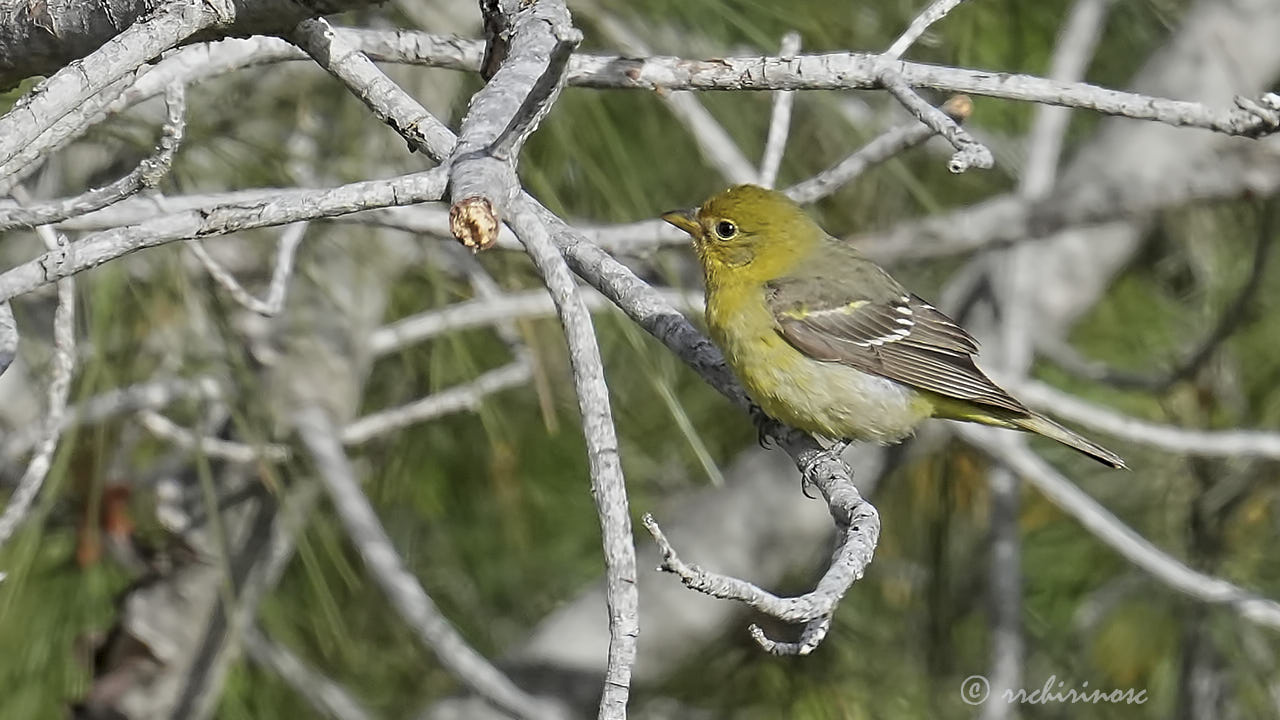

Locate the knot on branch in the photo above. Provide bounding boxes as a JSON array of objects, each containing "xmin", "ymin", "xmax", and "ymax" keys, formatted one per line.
[
  {"xmin": 449, "ymin": 196, "xmax": 499, "ymax": 251},
  {"xmin": 1236, "ymin": 93, "xmax": 1280, "ymax": 138}
]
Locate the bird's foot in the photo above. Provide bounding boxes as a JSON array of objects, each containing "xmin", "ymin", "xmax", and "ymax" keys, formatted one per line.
[
  {"xmin": 751, "ymin": 404, "xmax": 779, "ymax": 449},
  {"xmin": 799, "ymin": 439, "xmax": 851, "ymax": 498}
]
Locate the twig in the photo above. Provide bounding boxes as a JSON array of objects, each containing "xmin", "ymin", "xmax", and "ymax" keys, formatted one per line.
[
  {"xmin": 507, "ymin": 200, "xmax": 640, "ymax": 717},
  {"xmin": 188, "ymin": 221, "xmax": 307, "ymax": 317},
  {"xmin": 0, "ymin": 207, "xmax": 76, "ymax": 551},
  {"xmin": 880, "ymin": 69, "xmax": 992, "ymax": 172},
  {"xmin": 290, "ymin": 19, "xmax": 458, "ymax": 158},
  {"xmin": 138, "ymin": 410, "xmax": 291, "ymax": 463},
  {"xmin": 75, "ymin": 28, "xmax": 1280, "ymax": 139},
  {"xmin": 960, "ymin": 427, "xmax": 1280, "ymax": 631},
  {"xmin": 0, "ymin": 1, "xmax": 212, "ymax": 177},
  {"xmin": 340, "ymin": 361, "xmax": 532, "ymax": 445},
  {"xmin": 855, "ymin": 146, "xmax": 1280, "ymax": 261},
  {"xmin": 1021, "ymin": 0, "xmax": 1112, "ymax": 199},
  {"xmin": 643, "ymin": 421, "xmax": 879, "ymax": 655},
  {"xmin": 370, "ymin": 287, "xmax": 701, "ymax": 357},
  {"xmin": 0, "ymin": 168, "xmax": 447, "ymax": 304},
  {"xmin": 244, "ymin": 626, "xmax": 375, "ymax": 720},
  {"xmin": 0, "ymin": 83, "xmax": 187, "ymax": 231},
  {"xmin": 0, "ymin": 301, "xmax": 15, "ymax": 377},
  {"xmin": 757, "ymin": 32, "xmax": 801, "ymax": 188},
  {"xmin": 585, "ymin": 7, "xmax": 757, "ymax": 185},
  {"xmin": 785, "ymin": 94, "xmax": 972, "ymax": 204},
  {"xmin": 293, "ymin": 406, "xmax": 561, "ymax": 720},
  {"xmin": 2, "ymin": 375, "xmax": 220, "ymax": 463},
  {"xmin": 1005, "ymin": 377, "xmax": 1280, "ymax": 459},
  {"xmin": 884, "ymin": 0, "xmax": 969, "ymax": 60}
]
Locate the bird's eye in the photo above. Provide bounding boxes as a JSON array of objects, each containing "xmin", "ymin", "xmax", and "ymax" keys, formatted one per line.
[{"xmin": 714, "ymin": 220, "xmax": 737, "ymax": 240}]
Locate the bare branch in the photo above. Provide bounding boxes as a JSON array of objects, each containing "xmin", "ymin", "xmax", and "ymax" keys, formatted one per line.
[
  {"xmin": 291, "ymin": 18, "xmax": 458, "ymax": 160},
  {"xmin": 0, "ymin": 301, "xmax": 15, "ymax": 377},
  {"xmin": 447, "ymin": 0, "xmax": 581, "ymax": 251},
  {"xmin": 1021, "ymin": 0, "xmax": 1112, "ymax": 198},
  {"xmin": 586, "ymin": 8, "xmax": 756, "ymax": 185},
  {"xmin": 1006, "ymin": 378, "xmax": 1280, "ymax": 459},
  {"xmin": 508, "ymin": 200, "xmax": 640, "ymax": 718},
  {"xmin": 758, "ymin": 31, "xmax": 801, "ymax": 188},
  {"xmin": 187, "ymin": 222, "xmax": 306, "ymax": 317},
  {"xmin": 244, "ymin": 626, "xmax": 375, "ymax": 720},
  {"xmin": 293, "ymin": 406, "xmax": 562, "ymax": 720},
  {"xmin": 0, "ymin": 82, "xmax": 186, "ymax": 230},
  {"xmin": 2, "ymin": 375, "xmax": 220, "ymax": 463},
  {"xmin": 785, "ymin": 94, "xmax": 972, "ymax": 204},
  {"xmin": 76, "ymin": 27, "xmax": 1280, "ymax": 139},
  {"xmin": 884, "ymin": 0, "xmax": 969, "ymax": 60},
  {"xmin": 0, "ymin": 1, "xmax": 212, "ymax": 177},
  {"xmin": 340, "ymin": 361, "xmax": 531, "ymax": 445},
  {"xmin": 961, "ymin": 427, "xmax": 1280, "ymax": 631},
  {"xmin": 643, "ymin": 438, "xmax": 880, "ymax": 657},
  {"xmin": 370, "ymin": 287, "xmax": 701, "ymax": 358},
  {"xmin": 138, "ymin": 410, "xmax": 290, "ymax": 463},
  {"xmin": 0, "ymin": 75, "xmax": 133, "ymax": 196},
  {"xmin": 0, "ymin": 168, "xmax": 447, "ymax": 304},
  {"xmin": 0, "ymin": 210, "xmax": 76, "ymax": 551},
  {"xmin": 880, "ymin": 69, "xmax": 992, "ymax": 172}
]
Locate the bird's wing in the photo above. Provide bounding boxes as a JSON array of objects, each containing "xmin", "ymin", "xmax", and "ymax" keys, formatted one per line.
[{"xmin": 766, "ymin": 260, "xmax": 1029, "ymax": 415}]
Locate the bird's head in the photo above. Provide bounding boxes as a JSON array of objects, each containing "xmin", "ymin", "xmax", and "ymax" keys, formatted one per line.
[{"xmin": 662, "ymin": 184, "xmax": 820, "ymax": 282}]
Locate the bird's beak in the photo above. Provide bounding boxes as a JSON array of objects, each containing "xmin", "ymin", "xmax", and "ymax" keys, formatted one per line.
[{"xmin": 661, "ymin": 208, "xmax": 700, "ymax": 237}]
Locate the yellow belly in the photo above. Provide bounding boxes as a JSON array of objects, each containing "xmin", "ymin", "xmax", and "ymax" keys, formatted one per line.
[{"xmin": 707, "ymin": 292, "xmax": 932, "ymax": 443}]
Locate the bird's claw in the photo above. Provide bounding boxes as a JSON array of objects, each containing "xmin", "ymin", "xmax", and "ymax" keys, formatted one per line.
[
  {"xmin": 799, "ymin": 439, "xmax": 851, "ymax": 498},
  {"xmin": 751, "ymin": 404, "xmax": 779, "ymax": 449}
]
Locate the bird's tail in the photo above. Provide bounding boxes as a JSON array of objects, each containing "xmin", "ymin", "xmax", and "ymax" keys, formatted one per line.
[{"xmin": 1011, "ymin": 413, "xmax": 1126, "ymax": 469}]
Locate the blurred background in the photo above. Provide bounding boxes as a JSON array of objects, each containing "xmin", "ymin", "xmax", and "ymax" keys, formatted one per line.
[{"xmin": 3, "ymin": 0, "xmax": 1280, "ymax": 718}]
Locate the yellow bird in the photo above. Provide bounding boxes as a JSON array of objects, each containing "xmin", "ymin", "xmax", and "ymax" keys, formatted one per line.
[{"xmin": 662, "ymin": 184, "xmax": 1125, "ymax": 469}]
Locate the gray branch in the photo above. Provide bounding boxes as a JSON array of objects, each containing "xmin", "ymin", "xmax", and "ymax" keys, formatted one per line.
[
  {"xmin": 294, "ymin": 406, "xmax": 563, "ymax": 720},
  {"xmin": 0, "ymin": 168, "xmax": 447, "ymax": 304},
  {"xmin": 0, "ymin": 82, "xmax": 186, "ymax": 231}
]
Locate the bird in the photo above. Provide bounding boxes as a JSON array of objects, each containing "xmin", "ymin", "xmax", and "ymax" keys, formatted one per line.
[{"xmin": 661, "ymin": 184, "xmax": 1125, "ymax": 469}]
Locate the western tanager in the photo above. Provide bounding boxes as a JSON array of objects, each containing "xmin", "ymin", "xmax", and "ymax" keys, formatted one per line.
[{"xmin": 662, "ymin": 184, "xmax": 1125, "ymax": 468}]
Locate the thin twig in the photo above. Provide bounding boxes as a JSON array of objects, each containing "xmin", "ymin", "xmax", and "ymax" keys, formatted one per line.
[
  {"xmin": 188, "ymin": 222, "xmax": 307, "ymax": 317},
  {"xmin": 785, "ymin": 94, "xmax": 972, "ymax": 204},
  {"xmin": 294, "ymin": 406, "xmax": 561, "ymax": 720},
  {"xmin": 0, "ymin": 1, "xmax": 212, "ymax": 178},
  {"xmin": 585, "ymin": 6, "xmax": 757, "ymax": 184},
  {"xmin": 643, "ymin": 421, "xmax": 880, "ymax": 656},
  {"xmin": 0, "ymin": 168, "xmax": 447, "ymax": 304},
  {"xmin": 2, "ymin": 375, "xmax": 220, "ymax": 463},
  {"xmin": 961, "ymin": 427, "xmax": 1280, "ymax": 631},
  {"xmin": 880, "ymin": 69, "xmax": 992, "ymax": 172},
  {"xmin": 758, "ymin": 32, "xmax": 801, "ymax": 188},
  {"xmin": 138, "ymin": 410, "xmax": 291, "ymax": 463},
  {"xmin": 0, "ymin": 204, "xmax": 76, "ymax": 551},
  {"xmin": 1006, "ymin": 377, "xmax": 1280, "ymax": 459},
  {"xmin": 0, "ymin": 83, "xmax": 187, "ymax": 231},
  {"xmin": 244, "ymin": 626, "xmax": 375, "ymax": 720},
  {"xmin": 370, "ymin": 287, "xmax": 701, "ymax": 357},
  {"xmin": 340, "ymin": 361, "xmax": 531, "ymax": 445},
  {"xmin": 884, "ymin": 0, "xmax": 969, "ymax": 60}
]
